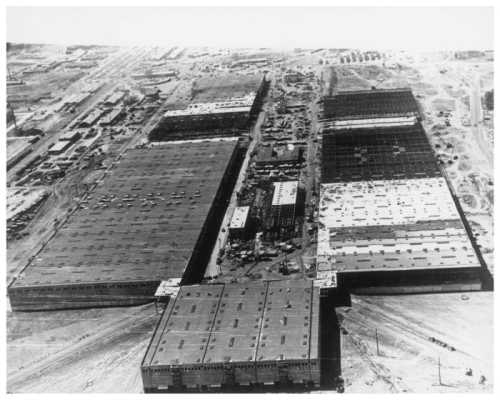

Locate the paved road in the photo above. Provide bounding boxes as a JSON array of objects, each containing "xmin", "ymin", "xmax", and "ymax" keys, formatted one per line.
[
  {"xmin": 204, "ymin": 109, "xmax": 267, "ymax": 279},
  {"xmin": 470, "ymin": 73, "xmax": 493, "ymax": 170}
]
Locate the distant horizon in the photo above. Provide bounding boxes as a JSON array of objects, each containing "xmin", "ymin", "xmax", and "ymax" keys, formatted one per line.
[
  {"xmin": 5, "ymin": 41, "xmax": 495, "ymax": 52},
  {"xmin": 6, "ymin": 7, "xmax": 494, "ymax": 51}
]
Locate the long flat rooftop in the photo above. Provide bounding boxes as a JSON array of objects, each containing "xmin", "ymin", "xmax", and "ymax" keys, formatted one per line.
[
  {"xmin": 164, "ymin": 94, "xmax": 255, "ymax": 118},
  {"xmin": 142, "ymin": 279, "xmax": 319, "ymax": 368},
  {"xmin": 11, "ymin": 140, "xmax": 239, "ymax": 289},
  {"xmin": 317, "ymin": 178, "xmax": 481, "ymax": 273},
  {"xmin": 322, "ymin": 88, "xmax": 420, "ymax": 120},
  {"xmin": 321, "ymin": 123, "xmax": 440, "ymax": 183}
]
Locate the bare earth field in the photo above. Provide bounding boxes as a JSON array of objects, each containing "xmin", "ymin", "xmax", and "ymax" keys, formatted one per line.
[
  {"xmin": 339, "ymin": 292, "xmax": 493, "ymax": 393},
  {"xmin": 7, "ymin": 304, "xmax": 160, "ymax": 393}
]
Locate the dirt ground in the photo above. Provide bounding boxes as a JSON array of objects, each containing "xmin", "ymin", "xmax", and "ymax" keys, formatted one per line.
[
  {"xmin": 338, "ymin": 292, "xmax": 493, "ymax": 393},
  {"xmin": 7, "ymin": 292, "xmax": 492, "ymax": 393},
  {"xmin": 7, "ymin": 304, "xmax": 160, "ymax": 393}
]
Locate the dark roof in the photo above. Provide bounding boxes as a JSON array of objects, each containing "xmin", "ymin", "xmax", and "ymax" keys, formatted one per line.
[
  {"xmin": 12, "ymin": 140, "xmax": 238, "ymax": 288},
  {"xmin": 321, "ymin": 123, "xmax": 440, "ymax": 183},
  {"xmin": 142, "ymin": 279, "xmax": 319, "ymax": 368},
  {"xmin": 323, "ymin": 88, "xmax": 420, "ymax": 120}
]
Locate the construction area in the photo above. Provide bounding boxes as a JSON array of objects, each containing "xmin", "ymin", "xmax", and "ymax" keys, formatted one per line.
[{"xmin": 6, "ymin": 45, "xmax": 494, "ymax": 395}]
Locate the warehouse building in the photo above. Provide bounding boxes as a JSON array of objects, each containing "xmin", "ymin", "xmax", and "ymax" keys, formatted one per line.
[
  {"xmin": 103, "ymin": 91, "xmax": 126, "ymax": 106},
  {"xmin": 318, "ymin": 88, "xmax": 489, "ymax": 293},
  {"xmin": 322, "ymin": 88, "xmax": 421, "ymax": 121},
  {"xmin": 100, "ymin": 108, "xmax": 125, "ymax": 126},
  {"xmin": 321, "ymin": 123, "xmax": 441, "ymax": 183},
  {"xmin": 150, "ymin": 95, "xmax": 256, "ymax": 141},
  {"xmin": 148, "ymin": 75, "xmax": 269, "ymax": 141},
  {"xmin": 48, "ymin": 140, "xmax": 73, "ymax": 155},
  {"xmin": 58, "ymin": 131, "xmax": 82, "ymax": 143},
  {"xmin": 141, "ymin": 279, "xmax": 323, "ymax": 392},
  {"xmin": 8, "ymin": 139, "xmax": 244, "ymax": 311},
  {"xmin": 317, "ymin": 178, "xmax": 483, "ymax": 293},
  {"xmin": 80, "ymin": 109, "xmax": 105, "ymax": 127},
  {"xmin": 317, "ymin": 181, "xmax": 484, "ymax": 293}
]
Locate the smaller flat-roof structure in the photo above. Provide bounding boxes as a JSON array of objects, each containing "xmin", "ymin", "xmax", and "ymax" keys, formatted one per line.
[
  {"xmin": 229, "ymin": 206, "xmax": 249, "ymax": 229},
  {"xmin": 100, "ymin": 108, "xmax": 124, "ymax": 125},
  {"xmin": 59, "ymin": 131, "xmax": 81, "ymax": 142},
  {"xmin": 81, "ymin": 109, "xmax": 105, "ymax": 127},
  {"xmin": 49, "ymin": 140, "xmax": 72, "ymax": 155},
  {"xmin": 104, "ymin": 91, "xmax": 125, "ymax": 106},
  {"xmin": 272, "ymin": 181, "xmax": 298, "ymax": 206}
]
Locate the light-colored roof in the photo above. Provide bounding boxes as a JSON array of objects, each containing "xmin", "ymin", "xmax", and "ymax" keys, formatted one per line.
[
  {"xmin": 272, "ymin": 181, "xmax": 298, "ymax": 206},
  {"xmin": 230, "ymin": 206, "xmax": 250, "ymax": 229},
  {"xmin": 316, "ymin": 177, "xmax": 481, "ymax": 273},
  {"xmin": 326, "ymin": 116, "xmax": 418, "ymax": 129},
  {"xmin": 164, "ymin": 93, "xmax": 256, "ymax": 118}
]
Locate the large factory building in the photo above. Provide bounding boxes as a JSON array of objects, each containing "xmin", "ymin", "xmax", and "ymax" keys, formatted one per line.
[
  {"xmin": 141, "ymin": 279, "xmax": 330, "ymax": 392},
  {"xmin": 148, "ymin": 75, "xmax": 269, "ymax": 142},
  {"xmin": 8, "ymin": 139, "xmax": 244, "ymax": 311},
  {"xmin": 318, "ymin": 88, "xmax": 489, "ymax": 294}
]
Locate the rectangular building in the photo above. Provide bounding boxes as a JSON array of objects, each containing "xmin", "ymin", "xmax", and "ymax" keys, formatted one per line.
[
  {"xmin": 58, "ymin": 131, "xmax": 82, "ymax": 143},
  {"xmin": 270, "ymin": 181, "xmax": 299, "ymax": 233},
  {"xmin": 318, "ymin": 87, "xmax": 489, "ymax": 293},
  {"xmin": 317, "ymin": 178, "xmax": 483, "ymax": 293},
  {"xmin": 229, "ymin": 206, "xmax": 250, "ymax": 240},
  {"xmin": 321, "ymin": 124, "xmax": 441, "ymax": 183},
  {"xmin": 141, "ymin": 279, "xmax": 321, "ymax": 392},
  {"xmin": 100, "ymin": 108, "xmax": 124, "ymax": 126},
  {"xmin": 80, "ymin": 109, "xmax": 105, "ymax": 127},
  {"xmin": 322, "ymin": 88, "xmax": 420, "ymax": 121},
  {"xmin": 48, "ymin": 140, "xmax": 73, "ymax": 155},
  {"xmin": 8, "ymin": 139, "xmax": 243, "ymax": 310}
]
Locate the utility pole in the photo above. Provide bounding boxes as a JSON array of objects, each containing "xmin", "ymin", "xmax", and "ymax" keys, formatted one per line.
[
  {"xmin": 438, "ymin": 357, "xmax": 442, "ymax": 386},
  {"xmin": 375, "ymin": 329, "xmax": 380, "ymax": 356}
]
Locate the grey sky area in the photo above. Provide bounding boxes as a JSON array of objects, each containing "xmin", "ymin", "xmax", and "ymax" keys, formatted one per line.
[{"xmin": 6, "ymin": 6, "xmax": 494, "ymax": 50}]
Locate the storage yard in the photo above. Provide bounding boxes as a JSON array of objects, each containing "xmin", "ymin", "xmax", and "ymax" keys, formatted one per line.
[{"xmin": 6, "ymin": 45, "xmax": 494, "ymax": 395}]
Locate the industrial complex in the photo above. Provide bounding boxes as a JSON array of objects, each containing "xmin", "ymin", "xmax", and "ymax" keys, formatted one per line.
[{"xmin": 6, "ymin": 43, "xmax": 494, "ymax": 394}]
